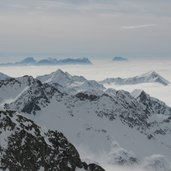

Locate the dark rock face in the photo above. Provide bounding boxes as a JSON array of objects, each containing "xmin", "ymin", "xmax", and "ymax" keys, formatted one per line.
[
  {"xmin": 135, "ymin": 90, "xmax": 171, "ymax": 116},
  {"xmin": 0, "ymin": 111, "xmax": 105, "ymax": 171},
  {"xmin": 76, "ymin": 93, "xmax": 99, "ymax": 101},
  {"xmin": 87, "ymin": 164, "xmax": 105, "ymax": 171},
  {"xmin": 0, "ymin": 78, "xmax": 20, "ymax": 88},
  {"xmin": 4, "ymin": 81, "xmax": 62, "ymax": 115}
]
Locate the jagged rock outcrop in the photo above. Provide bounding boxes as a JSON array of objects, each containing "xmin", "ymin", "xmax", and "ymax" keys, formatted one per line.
[
  {"xmin": 132, "ymin": 89, "xmax": 171, "ymax": 116},
  {"xmin": 0, "ymin": 110, "xmax": 105, "ymax": 171}
]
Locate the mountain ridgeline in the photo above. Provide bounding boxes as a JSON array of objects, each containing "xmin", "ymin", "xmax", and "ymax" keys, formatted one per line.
[
  {"xmin": 100, "ymin": 71, "xmax": 170, "ymax": 86},
  {"xmin": 0, "ymin": 70, "xmax": 171, "ymax": 170}
]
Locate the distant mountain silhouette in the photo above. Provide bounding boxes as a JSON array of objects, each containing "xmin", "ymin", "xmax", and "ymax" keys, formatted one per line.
[
  {"xmin": 112, "ymin": 56, "xmax": 128, "ymax": 61},
  {"xmin": 0, "ymin": 57, "xmax": 92, "ymax": 66}
]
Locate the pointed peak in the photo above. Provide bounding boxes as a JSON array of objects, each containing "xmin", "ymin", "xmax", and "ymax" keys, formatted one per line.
[
  {"xmin": 141, "ymin": 71, "xmax": 166, "ymax": 79},
  {"xmin": 131, "ymin": 89, "xmax": 146, "ymax": 99},
  {"xmin": 140, "ymin": 71, "xmax": 170, "ymax": 85},
  {"xmin": 54, "ymin": 69, "xmax": 65, "ymax": 74},
  {"xmin": 148, "ymin": 70, "xmax": 157, "ymax": 75},
  {"xmin": 53, "ymin": 69, "xmax": 71, "ymax": 77},
  {"xmin": 146, "ymin": 70, "xmax": 159, "ymax": 76},
  {"xmin": 57, "ymin": 69, "xmax": 63, "ymax": 72}
]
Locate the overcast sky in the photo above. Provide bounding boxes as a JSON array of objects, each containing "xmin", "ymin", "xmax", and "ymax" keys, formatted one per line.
[{"xmin": 0, "ymin": 0, "xmax": 171, "ymax": 61}]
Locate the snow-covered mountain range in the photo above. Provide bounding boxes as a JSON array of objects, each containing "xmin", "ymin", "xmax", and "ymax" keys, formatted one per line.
[
  {"xmin": 100, "ymin": 71, "xmax": 170, "ymax": 86},
  {"xmin": 0, "ymin": 70, "xmax": 171, "ymax": 170}
]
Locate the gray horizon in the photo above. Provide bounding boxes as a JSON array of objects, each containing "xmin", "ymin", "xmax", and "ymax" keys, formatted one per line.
[{"xmin": 0, "ymin": 0, "xmax": 171, "ymax": 60}]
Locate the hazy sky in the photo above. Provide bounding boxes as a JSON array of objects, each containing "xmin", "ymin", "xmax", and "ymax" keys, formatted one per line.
[{"xmin": 0, "ymin": 0, "xmax": 171, "ymax": 61}]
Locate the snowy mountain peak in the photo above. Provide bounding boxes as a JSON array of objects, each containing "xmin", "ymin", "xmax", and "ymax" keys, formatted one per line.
[
  {"xmin": 37, "ymin": 69, "xmax": 73, "ymax": 86},
  {"xmin": 131, "ymin": 89, "xmax": 145, "ymax": 99},
  {"xmin": 36, "ymin": 69, "xmax": 104, "ymax": 94},
  {"xmin": 141, "ymin": 71, "xmax": 170, "ymax": 85},
  {"xmin": 144, "ymin": 70, "xmax": 158, "ymax": 76},
  {"xmin": 131, "ymin": 89, "xmax": 171, "ymax": 116},
  {"xmin": 50, "ymin": 69, "xmax": 70, "ymax": 82},
  {"xmin": 100, "ymin": 71, "xmax": 170, "ymax": 86},
  {"xmin": 54, "ymin": 68, "xmax": 67, "ymax": 75},
  {"xmin": 53, "ymin": 69, "xmax": 71, "ymax": 78}
]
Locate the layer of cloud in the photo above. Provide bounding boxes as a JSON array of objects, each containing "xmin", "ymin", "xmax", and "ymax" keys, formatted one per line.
[
  {"xmin": 121, "ymin": 24, "xmax": 156, "ymax": 30},
  {"xmin": 78, "ymin": 141, "xmax": 171, "ymax": 171}
]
